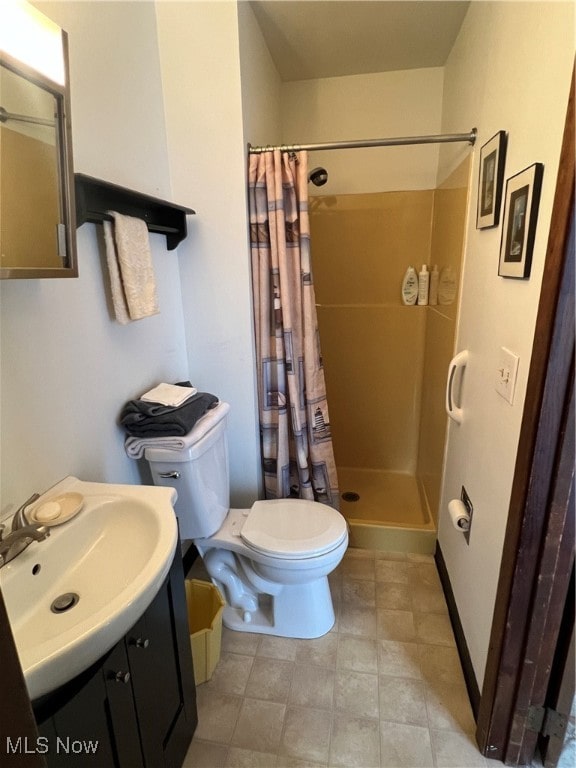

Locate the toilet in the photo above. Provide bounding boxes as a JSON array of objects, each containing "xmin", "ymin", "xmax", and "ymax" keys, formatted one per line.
[{"xmin": 145, "ymin": 401, "xmax": 348, "ymax": 638}]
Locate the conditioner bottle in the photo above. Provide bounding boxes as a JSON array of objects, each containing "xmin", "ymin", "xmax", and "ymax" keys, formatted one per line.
[{"xmin": 418, "ymin": 264, "xmax": 429, "ymax": 305}]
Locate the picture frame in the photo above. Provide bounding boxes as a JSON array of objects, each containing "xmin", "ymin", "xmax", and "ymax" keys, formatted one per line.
[
  {"xmin": 498, "ymin": 163, "xmax": 544, "ymax": 279},
  {"xmin": 476, "ymin": 130, "xmax": 507, "ymax": 229}
]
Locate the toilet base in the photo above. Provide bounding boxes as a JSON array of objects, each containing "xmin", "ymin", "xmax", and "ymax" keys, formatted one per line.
[{"xmin": 220, "ymin": 577, "xmax": 335, "ymax": 639}]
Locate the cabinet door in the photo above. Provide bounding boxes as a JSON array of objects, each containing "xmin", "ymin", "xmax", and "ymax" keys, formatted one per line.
[
  {"xmin": 45, "ymin": 666, "xmax": 118, "ymax": 768},
  {"xmin": 103, "ymin": 641, "xmax": 145, "ymax": 767},
  {"xmin": 127, "ymin": 579, "xmax": 181, "ymax": 767}
]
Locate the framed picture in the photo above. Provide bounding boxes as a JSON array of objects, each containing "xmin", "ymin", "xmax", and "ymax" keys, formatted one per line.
[
  {"xmin": 476, "ymin": 131, "xmax": 507, "ymax": 229},
  {"xmin": 498, "ymin": 163, "xmax": 544, "ymax": 279}
]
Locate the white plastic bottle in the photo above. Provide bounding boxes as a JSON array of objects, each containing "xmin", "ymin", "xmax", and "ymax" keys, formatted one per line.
[
  {"xmin": 429, "ymin": 265, "xmax": 439, "ymax": 305},
  {"xmin": 401, "ymin": 266, "xmax": 418, "ymax": 305},
  {"xmin": 418, "ymin": 264, "xmax": 429, "ymax": 305},
  {"xmin": 438, "ymin": 266, "xmax": 457, "ymax": 305}
]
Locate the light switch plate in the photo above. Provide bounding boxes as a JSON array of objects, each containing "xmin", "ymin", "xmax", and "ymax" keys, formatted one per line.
[{"xmin": 496, "ymin": 347, "xmax": 520, "ymax": 404}]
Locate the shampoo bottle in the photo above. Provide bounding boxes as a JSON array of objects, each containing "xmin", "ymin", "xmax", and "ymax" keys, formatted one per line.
[
  {"xmin": 418, "ymin": 264, "xmax": 429, "ymax": 305},
  {"xmin": 429, "ymin": 265, "xmax": 439, "ymax": 305},
  {"xmin": 401, "ymin": 266, "xmax": 418, "ymax": 305}
]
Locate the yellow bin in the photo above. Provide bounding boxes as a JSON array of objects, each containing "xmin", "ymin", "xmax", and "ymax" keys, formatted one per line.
[{"xmin": 185, "ymin": 579, "xmax": 225, "ymax": 685}]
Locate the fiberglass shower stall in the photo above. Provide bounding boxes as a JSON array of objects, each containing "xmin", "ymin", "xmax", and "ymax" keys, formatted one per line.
[
  {"xmin": 308, "ymin": 152, "xmax": 472, "ymax": 554},
  {"xmin": 248, "ymin": 129, "xmax": 475, "ymax": 554}
]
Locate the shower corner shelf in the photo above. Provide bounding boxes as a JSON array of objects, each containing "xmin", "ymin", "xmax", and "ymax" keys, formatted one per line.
[{"xmin": 75, "ymin": 173, "xmax": 195, "ymax": 250}]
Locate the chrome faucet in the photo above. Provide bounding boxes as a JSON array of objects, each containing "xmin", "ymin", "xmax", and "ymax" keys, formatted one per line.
[
  {"xmin": 11, "ymin": 492, "xmax": 40, "ymax": 531},
  {"xmin": 0, "ymin": 493, "xmax": 49, "ymax": 567},
  {"xmin": 0, "ymin": 523, "xmax": 50, "ymax": 567}
]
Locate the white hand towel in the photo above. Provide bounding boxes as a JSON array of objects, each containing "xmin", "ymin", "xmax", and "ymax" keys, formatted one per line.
[
  {"xmin": 103, "ymin": 211, "xmax": 159, "ymax": 323},
  {"xmin": 140, "ymin": 383, "xmax": 198, "ymax": 407}
]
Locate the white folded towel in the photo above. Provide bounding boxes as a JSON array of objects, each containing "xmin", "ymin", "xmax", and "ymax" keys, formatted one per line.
[
  {"xmin": 124, "ymin": 404, "xmax": 225, "ymax": 459},
  {"xmin": 140, "ymin": 383, "xmax": 198, "ymax": 407},
  {"xmin": 103, "ymin": 211, "xmax": 160, "ymax": 324}
]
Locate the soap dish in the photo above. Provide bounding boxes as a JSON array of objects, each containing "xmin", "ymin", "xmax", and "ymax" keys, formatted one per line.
[{"xmin": 29, "ymin": 492, "xmax": 84, "ymax": 526}]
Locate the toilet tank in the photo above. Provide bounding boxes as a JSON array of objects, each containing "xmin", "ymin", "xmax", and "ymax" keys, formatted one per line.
[{"xmin": 145, "ymin": 401, "xmax": 231, "ymax": 539}]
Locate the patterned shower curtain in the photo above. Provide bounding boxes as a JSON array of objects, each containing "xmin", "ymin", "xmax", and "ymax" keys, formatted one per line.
[{"xmin": 248, "ymin": 149, "xmax": 339, "ymax": 508}]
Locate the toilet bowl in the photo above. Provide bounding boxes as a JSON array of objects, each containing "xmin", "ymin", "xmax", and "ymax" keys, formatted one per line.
[{"xmin": 145, "ymin": 402, "xmax": 348, "ymax": 638}]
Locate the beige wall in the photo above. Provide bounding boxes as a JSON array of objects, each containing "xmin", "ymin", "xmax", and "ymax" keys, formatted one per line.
[
  {"xmin": 437, "ymin": 1, "xmax": 574, "ymax": 686},
  {"xmin": 417, "ymin": 158, "xmax": 471, "ymax": 524},
  {"xmin": 310, "ymin": 190, "xmax": 434, "ymax": 474},
  {"xmin": 282, "ymin": 67, "xmax": 444, "ymax": 195}
]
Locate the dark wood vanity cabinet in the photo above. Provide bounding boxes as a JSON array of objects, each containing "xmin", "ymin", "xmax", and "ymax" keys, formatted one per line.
[{"xmin": 34, "ymin": 551, "xmax": 197, "ymax": 767}]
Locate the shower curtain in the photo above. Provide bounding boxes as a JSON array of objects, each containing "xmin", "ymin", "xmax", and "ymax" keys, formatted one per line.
[{"xmin": 248, "ymin": 149, "xmax": 339, "ymax": 508}]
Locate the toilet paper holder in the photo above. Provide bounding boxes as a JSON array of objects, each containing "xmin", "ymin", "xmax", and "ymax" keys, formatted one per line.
[{"xmin": 449, "ymin": 486, "xmax": 474, "ymax": 544}]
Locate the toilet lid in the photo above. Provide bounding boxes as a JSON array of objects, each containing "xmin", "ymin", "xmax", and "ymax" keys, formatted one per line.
[{"xmin": 241, "ymin": 499, "xmax": 348, "ymax": 559}]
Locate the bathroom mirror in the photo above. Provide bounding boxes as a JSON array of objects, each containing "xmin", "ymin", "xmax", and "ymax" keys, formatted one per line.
[{"xmin": 0, "ymin": 37, "xmax": 77, "ymax": 279}]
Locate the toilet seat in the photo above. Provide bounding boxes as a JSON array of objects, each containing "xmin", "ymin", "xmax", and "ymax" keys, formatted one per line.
[{"xmin": 240, "ymin": 499, "xmax": 348, "ymax": 560}]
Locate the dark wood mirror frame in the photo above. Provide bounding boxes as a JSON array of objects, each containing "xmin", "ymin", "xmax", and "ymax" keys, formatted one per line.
[{"xmin": 0, "ymin": 30, "xmax": 77, "ymax": 279}]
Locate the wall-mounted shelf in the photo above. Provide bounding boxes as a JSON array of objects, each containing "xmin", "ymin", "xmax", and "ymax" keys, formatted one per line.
[{"xmin": 75, "ymin": 173, "xmax": 195, "ymax": 250}]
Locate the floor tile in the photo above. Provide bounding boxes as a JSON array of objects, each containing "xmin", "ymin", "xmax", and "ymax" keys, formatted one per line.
[
  {"xmin": 340, "ymin": 554, "xmax": 376, "ymax": 581},
  {"xmin": 182, "ymin": 738, "xmax": 228, "ymax": 767},
  {"xmin": 339, "ymin": 604, "xmax": 378, "ymax": 637},
  {"xmin": 244, "ymin": 656, "xmax": 294, "ymax": 703},
  {"xmin": 418, "ymin": 644, "xmax": 466, "ymax": 686},
  {"xmin": 424, "ymin": 681, "xmax": 476, "ymax": 733},
  {"xmin": 221, "ymin": 628, "xmax": 260, "ymax": 656},
  {"xmin": 379, "ymin": 721, "xmax": 434, "ymax": 767},
  {"xmin": 329, "ymin": 712, "xmax": 381, "ymax": 767},
  {"xmin": 230, "ymin": 697, "xmax": 286, "ymax": 753},
  {"xmin": 289, "ymin": 664, "xmax": 335, "ymax": 709},
  {"xmin": 257, "ymin": 634, "xmax": 299, "ymax": 661},
  {"xmin": 414, "ymin": 612, "xmax": 456, "ymax": 647},
  {"xmin": 226, "ymin": 746, "xmax": 278, "ymax": 767},
  {"xmin": 430, "ymin": 729, "xmax": 487, "ymax": 767},
  {"xmin": 337, "ymin": 635, "xmax": 379, "ymax": 674},
  {"xmin": 342, "ymin": 577, "xmax": 377, "ymax": 608},
  {"xmin": 208, "ymin": 652, "xmax": 254, "ymax": 695},
  {"xmin": 376, "ymin": 608, "xmax": 417, "ymax": 642},
  {"xmin": 377, "ymin": 639, "xmax": 422, "ymax": 680},
  {"xmin": 375, "ymin": 560, "xmax": 410, "ymax": 584},
  {"xmin": 296, "ymin": 632, "xmax": 338, "ymax": 667},
  {"xmin": 193, "ymin": 688, "xmax": 242, "ymax": 743},
  {"xmin": 334, "ymin": 669, "xmax": 380, "ymax": 719},
  {"xmin": 280, "ymin": 707, "xmax": 332, "ymax": 764},
  {"xmin": 379, "ymin": 675, "xmax": 428, "ymax": 726},
  {"xmin": 375, "ymin": 581, "xmax": 412, "ymax": 610}
]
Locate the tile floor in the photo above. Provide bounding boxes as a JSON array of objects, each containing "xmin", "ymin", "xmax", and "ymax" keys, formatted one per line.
[{"xmin": 182, "ymin": 548, "xmax": 495, "ymax": 768}]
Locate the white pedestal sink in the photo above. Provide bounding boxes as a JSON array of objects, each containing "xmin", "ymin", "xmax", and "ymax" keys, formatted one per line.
[{"xmin": 0, "ymin": 476, "xmax": 178, "ymax": 700}]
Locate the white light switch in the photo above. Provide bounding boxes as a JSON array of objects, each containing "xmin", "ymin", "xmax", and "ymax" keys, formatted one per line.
[{"xmin": 495, "ymin": 347, "xmax": 520, "ymax": 404}]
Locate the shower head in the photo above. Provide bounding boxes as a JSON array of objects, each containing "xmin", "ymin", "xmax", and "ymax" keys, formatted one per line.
[{"xmin": 308, "ymin": 167, "xmax": 328, "ymax": 187}]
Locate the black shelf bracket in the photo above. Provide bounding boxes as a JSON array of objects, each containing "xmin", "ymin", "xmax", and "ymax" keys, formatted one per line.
[{"xmin": 75, "ymin": 173, "xmax": 195, "ymax": 250}]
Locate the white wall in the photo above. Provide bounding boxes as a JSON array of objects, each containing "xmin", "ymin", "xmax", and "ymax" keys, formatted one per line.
[
  {"xmin": 437, "ymin": 1, "xmax": 574, "ymax": 687},
  {"xmin": 155, "ymin": 1, "xmax": 261, "ymax": 507},
  {"xmin": 0, "ymin": 2, "xmax": 189, "ymax": 517},
  {"xmin": 281, "ymin": 67, "xmax": 445, "ymax": 195},
  {"xmin": 237, "ymin": 0, "xmax": 282, "ymax": 148}
]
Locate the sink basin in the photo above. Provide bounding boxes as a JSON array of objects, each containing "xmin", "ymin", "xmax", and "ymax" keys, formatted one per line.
[{"xmin": 0, "ymin": 476, "xmax": 178, "ymax": 700}]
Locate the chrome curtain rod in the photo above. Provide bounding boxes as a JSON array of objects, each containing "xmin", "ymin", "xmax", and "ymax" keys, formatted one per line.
[
  {"xmin": 0, "ymin": 106, "xmax": 55, "ymax": 128},
  {"xmin": 248, "ymin": 128, "xmax": 477, "ymax": 154}
]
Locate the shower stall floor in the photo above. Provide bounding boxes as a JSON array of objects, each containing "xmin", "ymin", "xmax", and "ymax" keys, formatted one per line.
[{"xmin": 337, "ymin": 467, "xmax": 436, "ymax": 554}]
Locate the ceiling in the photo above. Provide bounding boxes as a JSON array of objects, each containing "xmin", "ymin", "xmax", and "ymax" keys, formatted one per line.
[{"xmin": 249, "ymin": 1, "xmax": 471, "ymax": 81}]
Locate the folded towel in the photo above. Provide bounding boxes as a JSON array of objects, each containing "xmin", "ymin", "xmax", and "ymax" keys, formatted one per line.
[
  {"xmin": 103, "ymin": 211, "xmax": 159, "ymax": 324},
  {"xmin": 124, "ymin": 401, "xmax": 228, "ymax": 458},
  {"xmin": 140, "ymin": 382, "xmax": 198, "ymax": 407},
  {"xmin": 120, "ymin": 391, "xmax": 219, "ymax": 438}
]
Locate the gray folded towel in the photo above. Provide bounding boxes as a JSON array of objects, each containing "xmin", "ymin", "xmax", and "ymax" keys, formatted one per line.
[{"xmin": 120, "ymin": 391, "xmax": 219, "ymax": 437}]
